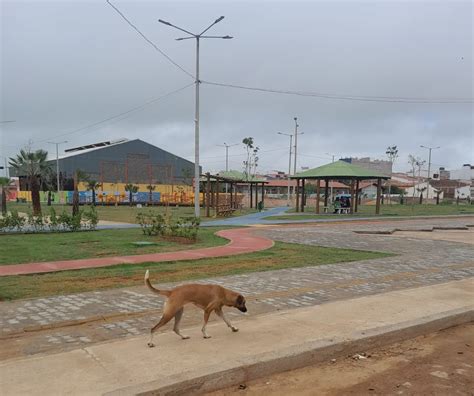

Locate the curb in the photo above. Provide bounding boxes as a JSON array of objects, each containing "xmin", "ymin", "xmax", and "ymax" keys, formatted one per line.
[{"xmin": 106, "ymin": 307, "xmax": 474, "ymax": 396}]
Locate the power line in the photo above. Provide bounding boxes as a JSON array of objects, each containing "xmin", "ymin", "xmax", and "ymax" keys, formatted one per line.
[
  {"xmin": 202, "ymin": 80, "xmax": 473, "ymax": 104},
  {"xmin": 36, "ymin": 83, "xmax": 194, "ymax": 143},
  {"xmin": 106, "ymin": 0, "xmax": 194, "ymax": 79}
]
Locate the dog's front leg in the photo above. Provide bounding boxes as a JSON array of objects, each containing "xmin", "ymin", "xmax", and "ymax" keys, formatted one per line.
[
  {"xmin": 216, "ymin": 308, "xmax": 238, "ymax": 332},
  {"xmin": 201, "ymin": 310, "xmax": 212, "ymax": 339}
]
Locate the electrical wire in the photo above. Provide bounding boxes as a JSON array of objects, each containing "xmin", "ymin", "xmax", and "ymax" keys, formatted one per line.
[
  {"xmin": 106, "ymin": 0, "xmax": 194, "ymax": 79},
  {"xmin": 36, "ymin": 82, "xmax": 194, "ymax": 143},
  {"xmin": 202, "ymin": 81, "xmax": 473, "ymax": 104}
]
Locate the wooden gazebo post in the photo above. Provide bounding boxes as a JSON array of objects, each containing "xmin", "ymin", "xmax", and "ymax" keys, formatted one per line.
[
  {"xmin": 249, "ymin": 182, "xmax": 253, "ymax": 209},
  {"xmin": 376, "ymin": 178, "xmax": 382, "ymax": 214},
  {"xmin": 355, "ymin": 179, "xmax": 360, "ymax": 212},
  {"xmin": 261, "ymin": 183, "xmax": 265, "ymax": 207},
  {"xmin": 316, "ymin": 179, "xmax": 321, "ymax": 213},
  {"xmin": 324, "ymin": 178, "xmax": 329, "ymax": 210},
  {"xmin": 215, "ymin": 179, "xmax": 220, "ymax": 215},
  {"xmin": 350, "ymin": 179, "xmax": 355, "ymax": 214},
  {"xmin": 256, "ymin": 183, "xmax": 260, "ymax": 207},
  {"xmin": 296, "ymin": 178, "xmax": 300, "ymax": 212},
  {"xmin": 206, "ymin": 173, "xmax": 211, "ymax": 217},
  {"xmin": 301, "ymin": 179, "xmax": 305, "ymax": 212}
]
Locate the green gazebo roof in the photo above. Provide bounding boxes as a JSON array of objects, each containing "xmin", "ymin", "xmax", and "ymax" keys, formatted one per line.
[
  {"xmin": 216, "ymin": 170, "xmax": 267, "ymax": 183},
  {"xmin": 291, "ymin": 160, "xmax": 390, "ymax": 179}
]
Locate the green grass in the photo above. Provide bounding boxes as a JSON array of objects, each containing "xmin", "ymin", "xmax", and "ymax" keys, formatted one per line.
[
  {"xmin": 5, "ymin": 202, "xmax": 257, "ymax": 224},
  {"xmin": 0, "ymin": 227, "xmax": 229, "ymax": 265},
  {"xmin": 0, "ymin": 242, "xmax": 392, "ymax": 301},
  {"xmin": 264, "ymin": 203, "xmax": 474, "ymax": 221}
]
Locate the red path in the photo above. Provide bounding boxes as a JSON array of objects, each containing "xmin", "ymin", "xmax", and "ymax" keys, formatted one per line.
[{"xmin": 0, "ymin": 228, "xmax": 274, "ymax": 277}]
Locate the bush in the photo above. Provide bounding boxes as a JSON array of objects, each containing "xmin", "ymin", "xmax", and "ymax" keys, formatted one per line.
[
  {"xmin": 136, "ymin": 211, "xmax": 200, "ymax": 240},
  {"xmin": 0, "ymin": 206, "xmax": 99, "ymax": 233}
]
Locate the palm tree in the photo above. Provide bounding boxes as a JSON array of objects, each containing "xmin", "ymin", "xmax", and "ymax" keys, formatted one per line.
[
  {"xmin": 146, "ymin": 184, "xmax": 155, "ymax": 205},
  {"xmin": 9, "ymin": 149, "xmax": 49, "ymax": 215},
  {"xmin": 0, "ymin": 177, "xmax": 11, "ymax": 215},
  {"xmin": 86, "ymin": 180, "xmax": 102, "ymax": 206},
  {"xmin": 125, "ymin": 183, "xmax": 139, "ymax": 206}
]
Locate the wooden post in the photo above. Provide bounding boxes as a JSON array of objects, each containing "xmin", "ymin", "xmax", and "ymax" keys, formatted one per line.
[
  {"xmin": 261, "ymin": 183, "xmax": 265, "ymax": 206},
  {"xmin": 249, "ymin": 183, "xmax": 253, "ymax": 208},
  {"xmin": 376, "ymin": 178, "xmax": 382, "ymax": 214},
  {"xmin": 316, "ymin": 179, "xmax": 320, "ymax": 213},
  {"xmin": 216, "ymin": 179, "xmax": 220, "ymax": 215},
  {"xmin": 255, "ymin": 182, "xmax": 258, "ymax": 209},
  {"xmin": 229, "ymin": 182, "xmax": 233, "ymax": 208},
  {"xmin": 301, "ymin": 179, "xmax": 305, "ymax": 212},
  {"xmin": 355, "ymin": 179, "xmax": 359, "ymax": 212},
  {"xmin": 350, "ymin": 179, "xmax": 355, "ymax": 214},
  {"xmin": 296, "ymin": 178, "xmax": 300, "ymax": 212},
  {"xmin": 324, "ymin": 179, "xmax": 329, "ymax": 208},
  {"xmin": 206, "ymin": 173, "xmax": 211, "ymax": 217}
]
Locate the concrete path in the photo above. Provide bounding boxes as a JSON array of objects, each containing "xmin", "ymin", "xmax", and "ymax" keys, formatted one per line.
[
  {"xmin": 1, "ymin": 217, "xmax": 473, "ymax": 361},
  {"xmin": 201, "ymin": 206, "xmax": 289, "ymax": 227},
  {"xmin": 1, "ymin": 279, "xmax": 472, "ymax": 396},
  {"xmin": 0, "ymin": 228, "xmax": 274, "ymax": 276}
]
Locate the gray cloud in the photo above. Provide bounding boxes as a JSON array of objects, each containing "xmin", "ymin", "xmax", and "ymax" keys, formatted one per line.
[{"xmin": 1, "ymin": 0, "xmax": 473, "ymax": 176}]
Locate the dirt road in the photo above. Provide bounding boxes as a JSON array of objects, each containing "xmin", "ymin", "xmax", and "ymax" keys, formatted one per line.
[{"xmin": 209, "ymin": 323, "xmax": 474, "ymax": 396}]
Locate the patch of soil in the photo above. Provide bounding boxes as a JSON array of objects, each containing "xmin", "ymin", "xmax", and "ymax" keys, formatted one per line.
[{"xmin": 209, "ymin": 323, "xmax": 474, "ymax": 396}]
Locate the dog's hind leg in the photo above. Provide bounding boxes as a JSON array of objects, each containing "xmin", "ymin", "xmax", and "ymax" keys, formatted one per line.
[
  {"xmin": 215, "ymin": 308, "xmax": 239, "ymax": 332},
  {"xmin": 173, "ymin": 308, "xmax": 190, "ymax": 340}
]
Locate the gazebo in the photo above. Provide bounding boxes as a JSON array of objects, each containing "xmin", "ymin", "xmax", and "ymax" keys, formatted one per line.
[
  {"xmin": 290, "ymin": 160, "xmax": 391, "ymax": 214},
  {"xmin": 201, "ymin": 171, "xmax": 268, "ymax": 217}
]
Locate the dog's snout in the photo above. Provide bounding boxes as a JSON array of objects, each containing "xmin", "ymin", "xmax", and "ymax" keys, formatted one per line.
[{"xmin": 239, "ymin": 306, "xmax": 247, "ymax": 313}]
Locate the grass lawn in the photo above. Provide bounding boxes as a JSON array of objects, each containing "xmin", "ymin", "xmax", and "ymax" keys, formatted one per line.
[
  {"xmin": 0, "ymin": 227, "xmax": 229, "ymax": 265},
  {"xmin": 264, "ymin": 203, "xmax": 474, "ymax": 221},
  {"xmin": 5, "ymin": 202, "xmax": 257, "ymax": 224},
  {"xmin": 0, "ymin": 242, "xmax": 392, "ymax": 301}
]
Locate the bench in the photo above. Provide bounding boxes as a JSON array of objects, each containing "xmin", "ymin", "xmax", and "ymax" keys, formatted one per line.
[
  {"xmin": 335, "ymin": 207, "xmax": 351, "ymax": 214},
  {"xmin": 216, "ymin": 204, "xmax": 236, "ymax": 217}
]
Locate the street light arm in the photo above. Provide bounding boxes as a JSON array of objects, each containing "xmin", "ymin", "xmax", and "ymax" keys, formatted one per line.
[
  {"xmin": 158, "ymin": 19, "xmax": 196, "ymax": 37},
  {"xmin": 175, "ymin": 36, "xmax": 195, "ymax": 41},
  {"xmin": 199, "ymin": 35, "xmax": 233, "ymax": 39},
  {"xmin": 199, "ymin": 16, "xmax": 225, "ymax": 36}
]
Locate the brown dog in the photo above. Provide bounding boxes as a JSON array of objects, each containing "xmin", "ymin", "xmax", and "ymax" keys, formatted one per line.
[{"xmin": 144, "ymin": 270, "xmax": 247, "ymax": 347}]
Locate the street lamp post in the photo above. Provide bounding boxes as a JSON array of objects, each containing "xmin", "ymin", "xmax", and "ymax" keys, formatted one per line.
[
  {"xmin": 326, "ymin": 153, "xmax": 336, "ymax": 203},
  {"xmin": 217, "ymin": 142, "xmax": 238, "ymax": 193},
  {"xmin": 277, "ymin": 132, "xmax": 293, "ymax": 206},
  {"xmin": 420, "ymin": 145, "xmax": 440, "ymax": 201},
  {"xmin": 48, "ymin": 141, "xmax": 68, "ymax": 203},
  {"xmin": 159, "ymin": 16, "xmax": 233, "ymax": 217}
]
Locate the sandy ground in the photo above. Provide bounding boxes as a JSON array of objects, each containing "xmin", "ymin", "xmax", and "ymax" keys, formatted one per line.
[
  {"xmin": 392, "ymin": 229, "xmax": 474, "ymax": 245},
  {"xmin": 209, "ymin": 323, "xmax": 474, "ymax": 396}
]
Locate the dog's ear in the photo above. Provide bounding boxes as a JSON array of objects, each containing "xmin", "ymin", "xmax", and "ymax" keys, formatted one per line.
[{"xmin": 236, "ymin": 295, "xmax": 244, "ymax": 305}]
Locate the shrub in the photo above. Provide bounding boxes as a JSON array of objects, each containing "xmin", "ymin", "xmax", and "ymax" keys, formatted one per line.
[{"xmin": 136, "ymin": 212, "xmax": 200, "ymax": 240}]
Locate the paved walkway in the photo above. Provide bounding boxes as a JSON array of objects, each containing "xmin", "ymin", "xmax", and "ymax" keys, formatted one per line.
[
  {"xmin": 1, "ymin": 217, "xmax": 472, "ymax": 361},
  {"xmin": 1, "ymin": 279, "xmax": 472, "ymax": 396},
  {"xmin": 0, "ymin": 228, "xmax": 274, "ymax": 276}
]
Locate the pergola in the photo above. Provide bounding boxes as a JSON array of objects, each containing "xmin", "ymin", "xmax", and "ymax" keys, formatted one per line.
[
  {"xmin": 201, "ymin": 171, "xmax": 268, "ymax": 217},
  {"xmin": 290, "ymin": 160, "xmax": 391, "ymax": 214}
]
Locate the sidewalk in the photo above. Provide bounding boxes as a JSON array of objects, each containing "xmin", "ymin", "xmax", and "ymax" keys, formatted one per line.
[
  {"xmin": 1, "ymin": 279, "xmax": 472, "ymax": 396},
  {"xmin": 0, "ymin": 228, "xmax": 274, "ymax": 276}
]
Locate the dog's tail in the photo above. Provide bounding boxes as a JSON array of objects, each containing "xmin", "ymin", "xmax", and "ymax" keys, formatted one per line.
[{"xmin": 144, "ymin": 270, "xmax": 171, "ymax": 297}]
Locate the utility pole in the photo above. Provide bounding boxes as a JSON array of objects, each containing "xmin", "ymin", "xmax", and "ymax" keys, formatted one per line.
[
  {"xmin": 159, "ymin": 17, "xmax": 233, "ymax": 217},
  {"xmin": 48, "ymin": 141, "xmax": 68, "ymax": 202},
  {"xmin": 326, "ymin": 153, "xmax": 336, "ymax": 203},
  {"xmin": 293, "ymin": 117, "xmax": 299, "ymax": 175},
  {"xmin": 278, "ymin": 132, "xmax": 293, "ymax": 206},
  {"xmin": 217, "ymin": 142, "xmax": 238, "ymax": 193},
  {"xmin": 420, "ymin": 145, "xmax": 440, "ymax": 201}
]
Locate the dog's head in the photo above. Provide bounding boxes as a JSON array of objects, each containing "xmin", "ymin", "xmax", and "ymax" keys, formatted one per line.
[{"xmin": 234, "ymin": 294, "xmax": 247, "ymax": 313}]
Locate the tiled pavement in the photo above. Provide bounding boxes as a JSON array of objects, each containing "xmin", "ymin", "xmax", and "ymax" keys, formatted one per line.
[{"xmin": 1, "ymin": 217, "xmax": 473, "ymax": 360}]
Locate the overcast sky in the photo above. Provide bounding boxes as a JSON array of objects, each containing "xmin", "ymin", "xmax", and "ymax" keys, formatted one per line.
[{"xmin": 1, "ymin": 0, "xmax": 473, "ymax": 176}]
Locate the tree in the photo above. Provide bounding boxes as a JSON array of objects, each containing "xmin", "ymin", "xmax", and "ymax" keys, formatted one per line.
[
  {"xmin": 9, "ymin": 149, "xmax": 49, "ymax": 215},
  {"xmin": 0, "ymin": 177, "xmax": 11, "ymax": 215},
  {"xmin": 40, "ymin": 167, "xmax": 56, "ymax": 206},
  {"xmin": 73, "ymin": 170, "xmax": 89, "ymax": 215},
  {"xmin": 242, "ymin": 137, "xmax": 259, "ymax": 180},
  {"xmin": 146, "ymin": 184, "xmax": 155, "ymax": 205},
  {"xmin": 86, "ymin": 180, "xmax": 102, "ymax": 206},
  {"xmin": 416, "ymin": 186, "xmax": 427, "ymax": 204},
  {"xmin": 385, "ymin": 145, "xmax": 398, "ymax": 204},
  {"xmin": 125, "ymin": 183, "xmax": 139, "ymax": 206}
]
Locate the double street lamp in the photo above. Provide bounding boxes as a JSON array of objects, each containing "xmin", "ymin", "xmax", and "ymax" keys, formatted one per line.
[{"xmin": 158, "ymin": 17, "xmax": 233, "ymax": 217}]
